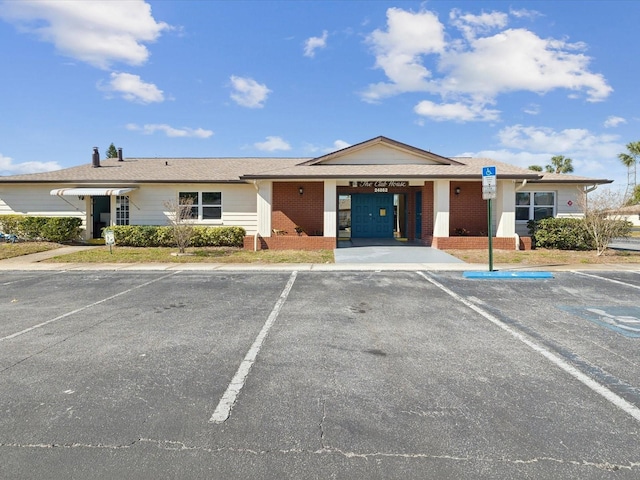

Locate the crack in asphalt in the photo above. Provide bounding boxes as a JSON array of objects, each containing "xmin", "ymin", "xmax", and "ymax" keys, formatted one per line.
[{"xmin": 1, "ymin": 439, "xmax": 638, "ymax": 471}]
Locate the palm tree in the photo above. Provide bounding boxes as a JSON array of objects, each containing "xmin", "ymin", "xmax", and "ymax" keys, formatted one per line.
[
  {"xmin": 618, "ymin": 141, "xmax": 640, "ymax": 200},
  {"xmin": 545, "ymin": 155, "xmax": 574, "ymax": 174}
]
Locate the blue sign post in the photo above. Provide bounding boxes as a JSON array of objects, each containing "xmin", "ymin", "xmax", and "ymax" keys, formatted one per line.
[{"xmin": 482, "ymin": 167, "xmax": 496, "ymax": 272}]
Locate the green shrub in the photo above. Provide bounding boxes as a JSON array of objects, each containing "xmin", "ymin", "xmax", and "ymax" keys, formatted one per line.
[
  {"xmin": 109, "ymin": 225, "xmax": 159, "ymax": 247},
  {"xmin": 529, "ymin": 217, "xmax": 593, "ymax": 250},
  {"xmin": 109, "ymin": 225, "xmax": 246, "ymax": 247},
  {"xmin": 19, "ymin": 216, "xmax": 48, "ymax": 240},
  {"xmin": 39, "ymin": 217, "xmax": 83, "ymax": 243},
  {"xmin": 0, "ymin": 215, "xmax": 21, "ymax": 234},
  {"xmin": 0, "ymin": 215, "xmax": 82, "ymax": 242},
  {"xmin": 190, "ymin": 226, "xmax": 246, "ymax": 247}
]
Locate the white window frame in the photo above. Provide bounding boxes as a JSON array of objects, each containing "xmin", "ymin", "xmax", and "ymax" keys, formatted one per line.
[
  {"xmin": 115, "ymin": 195, "xmax": 130, "ymax": 225},
  {"xmin": 516, "ymin": 191, "xmax": 556, "ymax": 222},
  {"xmin": 179, "ymin": 191, "xmax": 222, "ymax": 222}
]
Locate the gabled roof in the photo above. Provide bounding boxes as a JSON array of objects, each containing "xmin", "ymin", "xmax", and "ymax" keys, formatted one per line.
[
  {"xmin": 240, "ymin": 157, "xmax": 544, "ymax": 180},
  {"xmin": 0, "ymin": 136, "xmax": 612, "ymax": 185},
  {"xmin": 299, "ymin": 136, "xmax": 463, "ymax": 166}
]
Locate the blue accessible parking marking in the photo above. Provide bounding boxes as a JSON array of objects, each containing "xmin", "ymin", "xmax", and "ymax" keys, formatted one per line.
[
  {"xmin": 463, "ymin": 271, "xmax": 553, "ymax": 279},
  {"xmin": 558, "ymin": 306, "xmax": 640, "ymax": 338}
]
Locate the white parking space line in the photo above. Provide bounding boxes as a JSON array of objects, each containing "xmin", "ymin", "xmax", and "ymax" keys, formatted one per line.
[
  {"xmin": 0, "ymin": 272, "xmax": 180, "ymax": 342},
  {"xmin": 418, "ymin": 271, "xmax": 640, "ymax": 423},
  {"xmin": 210, "ymin": 271, "xmax": 298, "ymax": 424},
  {"xmin": 572, "ymin": 270, "xmax": 640, "ymax": 290}
]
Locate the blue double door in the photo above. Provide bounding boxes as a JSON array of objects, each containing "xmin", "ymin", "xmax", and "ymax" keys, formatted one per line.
[{"xmin": 351, "ymin": 194, "xmax": 395, "ymax": 238}]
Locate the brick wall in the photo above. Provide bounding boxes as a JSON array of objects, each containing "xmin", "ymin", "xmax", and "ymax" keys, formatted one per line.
[
  {"xmin": 432, "ymin": 236, "xmax": 532, "ymax": 250},
  {"xmin": 419, "ymin": 182, "xmax": 434, "ymax": 242},
  {"xmin": 244, "ymin": 235, "xmax": 335, "ymax": 251},
  {"xmin": 272, "ymin": 182, "xmax": 324, "ymax": 236},
  {"xmin": 450, "ymin": 182, "xmax": 487, "ymax": 236}
]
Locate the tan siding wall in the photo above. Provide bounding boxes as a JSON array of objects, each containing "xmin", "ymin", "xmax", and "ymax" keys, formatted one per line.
[
  {"xmin": 1, "ymin": 185, "xmax": 84, "ymax": 216},
  {"xmin": 322, "ymin": 144, "xmax": 439, "ymax": 165},
  {"xmin": 514, "ymin": 184, "xmax": 585, "ymax": 236},
  {"xmin": 130, "ymin": 184, "xmax": 257, "ymax": 233},
  {"xmin": 0, "ymin": 185, "xmax": 87, "ymax": 231}
]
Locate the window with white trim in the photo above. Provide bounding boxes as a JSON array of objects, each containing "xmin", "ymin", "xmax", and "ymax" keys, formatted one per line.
[
  {"xmin": 116, "ymin": 195, "xmax": 130, "ymax": 225},
  {"xmin": 179, "ymin": 191, "xmax": 222, "ymax": 221},
  {"xmin": 516, "ymin": 191, "xmax": 555, "ymax": 222}
]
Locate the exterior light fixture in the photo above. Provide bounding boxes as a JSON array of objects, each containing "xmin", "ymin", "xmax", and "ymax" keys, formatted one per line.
[
  {"xmin": 299, "ymin": 186, "xmax": 304, "ymax": 195},
  {"xmin": 455, "ymin": 187, "xmax": 461, "ymax": 195}
]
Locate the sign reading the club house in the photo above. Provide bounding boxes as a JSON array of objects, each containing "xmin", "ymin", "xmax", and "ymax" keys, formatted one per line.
[{"xmin": 351, "ymin": 180, "xmax": 408, "ymax": 193}]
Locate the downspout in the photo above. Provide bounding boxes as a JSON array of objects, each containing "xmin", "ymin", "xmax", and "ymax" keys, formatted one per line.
[
  {"xmin": 514, "ymin": 180, "xmax": 528, "ymax": 250},
  {"xmin": 515, "ymin": 179, "xmax": 528, "ymax": 191},
  {"xmin": 253, "ymin": 180, "xmax": 260, "ymax": 251},
  {"xmin": 583, "ymin": 184, "xmax": 598, "ymax": 212}
]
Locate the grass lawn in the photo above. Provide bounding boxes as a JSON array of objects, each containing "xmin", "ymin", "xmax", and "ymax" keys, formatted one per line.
[
  {"xmin": 0, "ymin": 242, "xmax": 61, "ymax": 260},
  {"xmin": 444, "ymin": 248, "xmax": 640, "ymax": 265},
  {"xmin": 41, "ymin": 245, "xmax": 335, "ymax": 264}
]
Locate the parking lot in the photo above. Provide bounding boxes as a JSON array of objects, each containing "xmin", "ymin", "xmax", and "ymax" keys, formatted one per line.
[{"xmin": 1, "ymin": 269, "xmax": 639, "ymax": 479}]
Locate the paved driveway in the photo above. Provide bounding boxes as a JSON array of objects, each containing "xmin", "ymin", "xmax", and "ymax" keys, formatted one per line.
[{"xmin": 1, "ymin": 269, "xmax": 639, "ymax": 479}]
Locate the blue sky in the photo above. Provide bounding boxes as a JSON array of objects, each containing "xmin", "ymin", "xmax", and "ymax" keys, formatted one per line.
[{"xmin": 0, "ymin": 0, "xmax": 638, "ymax": 192}]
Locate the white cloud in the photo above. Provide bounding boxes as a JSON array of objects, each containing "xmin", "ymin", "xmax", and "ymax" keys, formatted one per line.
[
  {"xmin": 254, "ymin": 136, "xmax": 291, "ymax": 152},
  {"xmin": 362, "ymin": 7, "xmax": 445, "ymax": 102},
  {"xmin": 509, "ymin": 8, "xmax": 542, "ymax": 20},
  {"xmin": 0, "ymin": 0, "xmax": 170, "ymax": 69},
  {"xmin": 101, "ymin": 72, "xmax": 164, "ymax": 103},
  {"xmin": 362, "ymin": 7, "xmax": 612, "ymax": 120},
  {"xmin": 126, "ymin": 123, "xmax": 213, "ymax": 138},
  {"xmin": 302, "ymin": 139, "xmax": 350, "ymax": 154},
  {"xmin": 474, "ymin": 124, "xmax": 626, "ymax": 179},
  {"xmin": 523, "ymin": 103, "xmax": 541, "ymax": 115},
  {"xmin": 304, "ymin": 30, "xmax": 328, "ymax": 58},
  {"xmin": 332, "ymin": 140, "xmax": 351, "ymax": 150},
  {"xmin": 438, "ymin": 28, "xmax": 612, "ymax": 103},
  {"xmin": 0, "ymin": 153, "xmax": 60, "ymax": 175},
  {"xmin": 414, "ymin": 100, "xmax": 500, "ymax": 122},
  {"xmin": 604, "ymin": 116, "xmax": 626, "ymax": 128},
  {"xmin": 497, "ymin": 124, "xmax": 618, "ymax": 153},
  {"xmin": 449, "ymin": 8, "xmax": 508, "ymax": 41},
  {"xmin": 230, "ymin": 75, "xmax": 271, "ymax": 108}
]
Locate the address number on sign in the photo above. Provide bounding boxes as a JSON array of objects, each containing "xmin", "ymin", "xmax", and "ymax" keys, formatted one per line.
[{"xmin": 374, "ymin": 187, "xmax": 389, "ymax": 192}]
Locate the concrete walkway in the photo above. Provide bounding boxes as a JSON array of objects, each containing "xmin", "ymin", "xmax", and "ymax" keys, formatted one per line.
[{"xmin": 334, "ymin": 238, "xmax": 463, "ymax": 264}]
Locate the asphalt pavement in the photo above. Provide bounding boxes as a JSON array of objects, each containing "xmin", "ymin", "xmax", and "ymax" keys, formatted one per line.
[{"xmin": 1, "ymin": 269, "xmax": 639, "ymax": 479}]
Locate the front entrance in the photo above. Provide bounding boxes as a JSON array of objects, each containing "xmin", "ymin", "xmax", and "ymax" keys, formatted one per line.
[
  {"xmin": 91, "ymin": 196, "xmax": 110, "ymax": 239},
  {"xmin": 351, "ymin": 194, "xmax": 394, "ymax": 238}
]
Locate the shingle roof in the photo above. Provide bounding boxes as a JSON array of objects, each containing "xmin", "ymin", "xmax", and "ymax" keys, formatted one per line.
[
  {"xmin": 528, "ymin": 171, "xmax": 612, "ymax": 184},
  {"xmin": 0, "ymin": 157, "xmax": 303, "ymax": 183},
  {"xmin": 238, "ymin": 157, "xmax": 543, "ymax": 180},
  {"xmin": 0, "ymin": 149, "xmax": 612, "ymax": 185}
]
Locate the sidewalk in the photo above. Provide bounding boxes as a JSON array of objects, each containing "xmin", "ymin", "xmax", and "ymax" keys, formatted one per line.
[{"xmin": 1, "ymin": 245, "xmax": 639, "ymax": 272}]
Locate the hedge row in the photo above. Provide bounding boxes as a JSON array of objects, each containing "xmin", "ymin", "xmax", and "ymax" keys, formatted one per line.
[
  {"xmin": 108, "ymin": 225, "xmax": 246, "ymax": 247},
  {"xmin": 0, "ymin": 215, "xmax": 82, "ymax": 243},
  {"xmin": 527, "ymin": 217, "xmax": 631, "ymax": 250}
]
